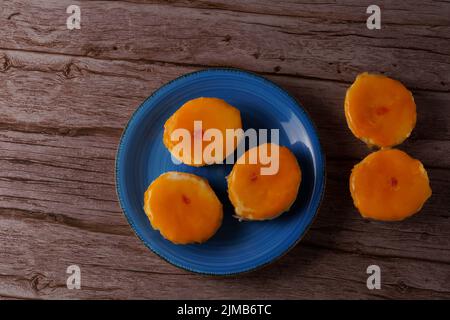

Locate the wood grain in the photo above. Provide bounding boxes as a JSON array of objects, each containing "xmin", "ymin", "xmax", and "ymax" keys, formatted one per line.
[{"xmin": 0, "ymin": 0, "xmax": 449, "ymax": 299}]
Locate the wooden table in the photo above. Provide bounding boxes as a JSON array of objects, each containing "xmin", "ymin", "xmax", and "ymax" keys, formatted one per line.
[{"xmin": 1, "ymin": 0, "xmax": 449, "ymax": 299}]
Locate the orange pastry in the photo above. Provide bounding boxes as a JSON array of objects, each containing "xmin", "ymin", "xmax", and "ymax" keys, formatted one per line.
[
  {"xmin": 227, "ymin": 143, "xmax": 302, "ymax": 220},
  {"xmin": 163, "ymin": 97, "xmax": 242, "ymax": 166},
  {"xmin": 350, "ymin": 149, "xmax": 431, "ymax": 221},
  {"xmin": 345, "ymin": 73, "xmax": 416, "ymax": 148},
  {"xmin": 143, "ymin": 172, "xmax": 223, "ymax": 244}
]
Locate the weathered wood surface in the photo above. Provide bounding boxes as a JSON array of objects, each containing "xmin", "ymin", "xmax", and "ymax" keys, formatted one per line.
[{"xmin": 0, "ymin": 0, "xmax": 449, "ymax": 299}]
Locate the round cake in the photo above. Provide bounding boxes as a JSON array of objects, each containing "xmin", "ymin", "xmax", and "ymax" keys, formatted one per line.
[
  {"xmin": 345, "ymin": 73, "xmax": 416, "ymax": 148},
  {"xmin": 227, "ymin": 143, "xmax": 302, "ymax": 220},
  {"xmin": 143, "ymin": 172, "xmax": 223, "ymax": 244},
  {"xmin": 163, "ymin": 97, "xmax": 242, "ymax": 166},
  {"xmin": 350, "ymin": 149, "xmax": 432, "ymax": 221}
]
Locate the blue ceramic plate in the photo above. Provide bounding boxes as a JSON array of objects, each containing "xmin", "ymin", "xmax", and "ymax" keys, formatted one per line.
[{"xmin": 116, "ymin": 68, "xmax": 325, "ymax": 275}]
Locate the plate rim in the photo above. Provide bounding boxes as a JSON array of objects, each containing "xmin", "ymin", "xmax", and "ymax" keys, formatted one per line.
[{"xmin": 115, "ymin": 67, "xmax": 326, "ymax": 276}]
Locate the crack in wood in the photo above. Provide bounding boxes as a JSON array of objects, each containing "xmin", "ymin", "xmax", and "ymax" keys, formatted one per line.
[
  {"xmin": 0, "ymin": 121, "xmax": 122, "ymax": 138},
  {"xmin": 302, "ymin": 240, "xmax": 450, "ymax": 266},
  {"xmin": 0, "ymin": 207, "xmax": 130, "ymax": 236},
  {"xmin": 95, "ymin": 0, "xmax": 450, "ymax": 27},
  {"xmin": 7, "ymin": 12, "xmax": 21, "ymax": 20}
]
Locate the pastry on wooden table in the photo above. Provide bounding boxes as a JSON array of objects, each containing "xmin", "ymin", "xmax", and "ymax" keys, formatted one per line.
[
  {"xmin": 350, "ymin": 149, "xmax": 432, "ymax": 221},
  {"xmin": 345, "ymin": 72, "xmax": 416, "ymax": 148}
]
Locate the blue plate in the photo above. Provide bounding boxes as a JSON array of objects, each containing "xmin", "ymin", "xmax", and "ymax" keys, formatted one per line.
[{"xmin": 116, "ymin": 68, "xmax": 325, "ymax": 275}]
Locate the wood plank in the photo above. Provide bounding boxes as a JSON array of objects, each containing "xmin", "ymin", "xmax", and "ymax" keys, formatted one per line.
[
  {"xmin": 1, "ymin": 48, "xmax": 448, "ymax": 146},
  {"xmin": 1, "ymin": 0, "xmax": 449, "ymax": 92}
]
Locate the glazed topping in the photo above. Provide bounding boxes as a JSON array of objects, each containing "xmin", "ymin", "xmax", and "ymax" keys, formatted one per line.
[
  {"xmin": 350, "ymin": 149, "xmax": 431, "ymax": 221},
  {"xmin": 228, "ymin": 143, "xmax": 302, "ymax": 220},
  {"xmin": 345, "ymin": 73, "xmax": 416, "ymax": 148},
  {"xmin": 144, "ymin": 172, "xmax": 223, "ymax": 244},
  {"xmin": 163, "ymin": 97, "xmax": 242, "ymax": 166}
]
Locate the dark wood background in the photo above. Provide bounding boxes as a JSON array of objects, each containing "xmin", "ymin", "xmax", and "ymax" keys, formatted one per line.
[{"xmin": 0, "ymin": 0, "xmax": 449, "ymax": 299}]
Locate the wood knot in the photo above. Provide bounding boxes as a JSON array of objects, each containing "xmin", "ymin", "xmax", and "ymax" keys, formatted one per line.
[
  {"xmin": 58, "ymin": 127, "xmax": 71, "ymax": 135},
  {"xmin": 67, "ymin": 128, "xmax": 78, "ymax": 137},
  {"xmin": 58, "ymin": 127, "xmax": 78, "ymax": 136},
  {"xmin": 0, "ymin": 53, "xmax": 12, "ymax": 72},
  {"xmin": 84, "ymin": 45, "xmax": 103, "ymax": 57},
  {"xmin": 395, "ymin": 280, "xmax": 410, "ymax": 293},
  {"xmin": 30, "ymin": 273, "xmax": 51, "ymax": 293},
  {"xmin": 62, "ymin": 62, "xmax": 82, "ymax": 79},
  {"xmin": 47, "ymin": 212, "xmax": 65, "ymax": 223}
]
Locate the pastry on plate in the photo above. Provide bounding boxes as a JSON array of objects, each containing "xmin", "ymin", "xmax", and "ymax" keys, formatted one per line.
[
  {"xmin": 144, "ymin": 171, "xmax": 223, "ymax": 244},
  {"xmin": 227, "ymin": 143, "xmax": 301, "ymax": 220},
  {"xmin": 163, "ymin": 97, "xmax": 242, "ymax": 166}
]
